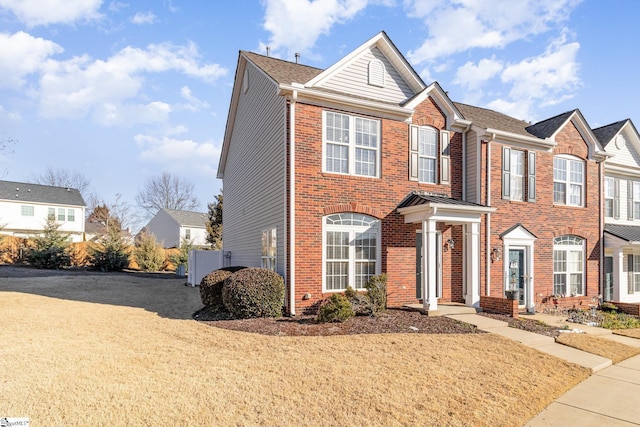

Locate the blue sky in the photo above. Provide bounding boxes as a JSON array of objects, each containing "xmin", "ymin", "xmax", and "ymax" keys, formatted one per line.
[{"xmin": 1, "ymin": 0, "xmax": 639, "ymax": 227}]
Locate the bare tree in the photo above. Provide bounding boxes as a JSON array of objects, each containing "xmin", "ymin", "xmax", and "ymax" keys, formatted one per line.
[
  {"xmin": 87, "ymin": 193, "xmax": 132, "ymax": 232},
  {"xmin": 135, "ymin": 171, "xmax": 200, "ymax": 218},
  {"xmin": 29, "ymin": 167, "xmax": 91, "ymax": 200}
]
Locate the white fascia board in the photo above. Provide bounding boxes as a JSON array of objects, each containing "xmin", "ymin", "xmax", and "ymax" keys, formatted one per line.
[
  {"xmin": 605, "ymin": 163, "xmax": 640, "ymax": 177},
  {"xmin": 484, "ymin": 128, "xmax": 556, "ymax": 149},
  {"xmin": 279, "ymin": 84, "xmax": 413, "ymax": 121}
]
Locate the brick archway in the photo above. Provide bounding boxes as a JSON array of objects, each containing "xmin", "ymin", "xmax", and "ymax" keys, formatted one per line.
[{"xmin": 322, "ymin": 203, "xmax": 385, "ymax": 219}]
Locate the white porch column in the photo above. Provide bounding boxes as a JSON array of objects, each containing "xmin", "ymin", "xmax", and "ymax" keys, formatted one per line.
[
  {"xmin": 465, "ymin": 222, "xmax": 480, "ymax": 308},
  {"xmin": 422, "ymin": 219, "xmax": 438, "ymax": 312},
  {"xmin": 614, "ymin": 247, "xmax": 623, "ymax": 302}
]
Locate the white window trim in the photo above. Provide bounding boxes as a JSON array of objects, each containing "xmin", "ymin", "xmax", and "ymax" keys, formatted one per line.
[
  {"xmin": 261, "ymin": 228, "xmax": 277, "ymax": 271},
  {"xmin": 418, "ymin": 126, "xmax": 438, "ymax": 184},
  {"xmin": 553, "ymin": 155, "xmax": 585, "ymax": 207},
  {"xmin": 604, "ymin": 177, "xmax": 614, "ymax": 218},
  {"xmin": 322, "ymin": 214, "xmax": 381, "ymax": 292},
  {"xmin": 510, "ymin": 150, "xmax": 525, "ymax": 201},
  {"xmin": 322, "ymin": 110, "xmax": 381, "ymax": 178}
]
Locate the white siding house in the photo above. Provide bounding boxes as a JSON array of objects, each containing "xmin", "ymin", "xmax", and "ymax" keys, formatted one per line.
[
  {"xmin": 596, "ymin": 119, "xmax": 640, "ymax": 303},
  {"xmin": 0, "ymin": 180, "xmax": 86, "ymax": 242},
  {"xmin": 141, "ymin": 208, "xmax": 208, "ymax": 248}
]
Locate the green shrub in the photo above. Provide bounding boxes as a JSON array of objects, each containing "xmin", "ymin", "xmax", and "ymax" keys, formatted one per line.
[
  {"xmin": 133, "ymin": 231, "xmax": 164, "ymax": 272},
  {"xmin": 601, "ymin": 302, "xmax": 618, "ymax": 313},
  {"xmin": 600, "ymin": 312, "xmax": 640, "ymax": 329},
  {"xmin": 199, "ymin": 266, "xmax": 246, "ymax": 310},
  {"xmin": 316, "ymin": 294, "xmax": 354, "ymax": 323},
  {"xmin": 222, "ymin": 268, "xmax": 284, "ymax": 319},
  {"xmin": 364, "ymin": 274, "xmax": 388, "ymax": 317},
  {"xmin": 27, "ymin": 218, "xmax": 71, "ymax": 269},
  {"xmin": 89, "ymin": 227, "xmax": 130, "ymax": 272},
  {"xmin": 343, "ymin": 275, "xmax": 388, "ymax": 317}
]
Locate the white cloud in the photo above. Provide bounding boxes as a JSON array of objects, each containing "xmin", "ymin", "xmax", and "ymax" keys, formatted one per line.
[
  {"xmin": 37, "ymin": 42, "xmax": 227, "ymax": 125},
  {"xmin": 178, "ymin": 86, "xmax": 210, "ymax": 112},
  {"xmin": 480, "ymin": 36, "xmax": 580, "ymax": 120},
  {"xmin": 135, "ymin": 133, "xmax": 220, "ymax": 176},
  {"xmin": 131, "ymin": 11, "xmax": 156, "ymax": 25},
  {"xmin": 0, "ymin": 0, "xmax": 103, "ymax": 26},
  {"xmin": 454, "ymin": 57, "xmax": 503, "ymax": 90},
  {"xmin": 0, "ymin": 31, "xmax": 63, "ymax": 89},
  {"xmin": 108, "ymin": 1, "xmax": 128, "ymax": 13},
  {"xmin": 0, "ymin": 105, "xmax": 22, "ymax": 125},
  {"xmin": 406, "ymin": 0, "xmax": 581, "ymax": 65},
  {"xmin": 261, "ymin": 0, "xmax": 369, "ymax": 58}
]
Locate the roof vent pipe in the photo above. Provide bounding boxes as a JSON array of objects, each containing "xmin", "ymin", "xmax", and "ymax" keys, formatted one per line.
[
  {"xmin": 295, "ymin": 53, "xmax": 300, "ymax": 64},
  {"xmin": 266, "ymin": 46, "xmax": 270, "ymax": 57}
]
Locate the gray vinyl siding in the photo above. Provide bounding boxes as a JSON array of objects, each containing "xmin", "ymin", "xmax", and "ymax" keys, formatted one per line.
[
  {"xmin": 222, "ymin": 61, "xmax": 286, "ymax": 275},
  {"xmin": 465, "ymin": 130, "xmax": 479, "ymax": 203},
  {"xmin": 320, "ymin": 47, "xmax": 414, "ymax": 103}
]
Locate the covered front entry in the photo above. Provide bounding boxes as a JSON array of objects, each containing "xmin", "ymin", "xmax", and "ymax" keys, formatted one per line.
[
  {"xmin": 398, "ymin": 192, "xmax": 494, "ymax": 313},
  {"xmin": 500, "ymin": 224, "xmax": 536, "ymax": 312}
]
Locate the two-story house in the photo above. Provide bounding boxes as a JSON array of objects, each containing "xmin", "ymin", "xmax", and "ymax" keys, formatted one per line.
[
  {"xmin": 595, "ymin": 119, "xmax": 640, "ymax": 311},
  {"xmin": 0, "ymin": 180, "xmax": 86, "ymax": 242},
  {"xmin": 218, "ymin": 31, "xmax": 605, "ymax": 316},
  {"xmin": 140, "ymin": 208, "xmax": 208, "ymax": 248}
]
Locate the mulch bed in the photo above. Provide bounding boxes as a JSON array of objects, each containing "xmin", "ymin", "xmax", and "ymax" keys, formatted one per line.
[{"xmin": 194, "ymin": 307, "xmax": 484, "ymax": 336}]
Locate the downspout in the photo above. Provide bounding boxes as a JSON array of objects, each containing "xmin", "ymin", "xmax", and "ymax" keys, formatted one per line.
[
  {"xmin": 599, "ymin": 160, "xmax": 604, "ymax": 300},
  {"xmin": 486, "ymin": 136, "xmax": 493, "ymax": 297},
  {"xmin": 288, "ymin": 91, "xmax": 297, "ymax": 315}
]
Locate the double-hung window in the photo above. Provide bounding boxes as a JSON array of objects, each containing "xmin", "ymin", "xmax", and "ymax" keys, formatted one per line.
[
  {"xmin": 629, "ymin": 181, "xmax": 640, "ymax": 220},
  {"xmin": 502, "ymin": 147, "xmax": 536, "ymax": 201},
  {"xmin": 324, "ymin": 213, "xmax": 380, "ymax": 291},
  {"xmin": 48, "ymin": 207, "xmax": 56, "ymax": 220},
  {"xmin": 604, "ymin": 177, "xmax": 615, "ymax": 218},
  {"xmin": 553, "ymin": 235, "xmax": 585, "ymax": 296},
  {"xmin": 67, "ymin": 209, "xmax": 75, "ymax": 222},
  {"xmin": 57, "ymin": 208, "xmax": 66, "ymax": 221},
  {"xmin": 261, "ymin": 228, "xmax": 277, "ymax": 271},
  {"xmin": 418, "ymin": 127, "xmax": 437, "ymax": 183},
  {"xmin": 628, "ymin": 254, "xmax": 640, "ymax": 294},
  {"xmin": 324, "ymin": 111, "xmax": 380, "ymax": 177},
  {"xmin": 553, "ymin": 156, "xmax": 584, "ymax": 206},
  {"xmin": 21, "ymin": 205, "xmax": 34, "ymax": 216}
]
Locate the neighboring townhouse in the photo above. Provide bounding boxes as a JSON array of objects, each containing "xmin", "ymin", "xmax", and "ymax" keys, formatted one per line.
[
  {"xmin": 141, "ymin": 208, "xmax": 208, "ymax": 248},
  {"xmin": 595, "ymin": 119, "xmax": 640, "ymax": 312},
  {"xmin": 457, "ymin": 105, "xmax": 606, "ymax": 313},
  {"xmin": 0, "ymin": 180, "xmax": 86, "ymax": 242},
  {"xmin": 218, "ymin": 31, "xmax": 605, "ymax": 315}
]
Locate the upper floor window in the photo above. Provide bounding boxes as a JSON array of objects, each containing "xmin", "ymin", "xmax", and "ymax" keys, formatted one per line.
[
  {"xmin": 184, "ymin": 229, "xmax": 191, "ymax": 241},
  {"xmin": 58, "ymin": 208, "xmax": 65, "ymax": 221},
  {"xmin": 628, "ymin": 254, "xmax": 640, "ymax": 294},
  {"xmin": 629, "ymin": 181, "xmax": 640, "ymax": 221},
  {"xmin": 604, "ymin": 177, "xmax": 621, "ymax": 219},
  {"xmin": 67, "ymin": 209, "xmax": 75, "ymax": 222},
  {"xmin": 409, "ymin": 125, "xmax": 451, "ymax": 184},
  {"xmin": 48, "ymin": 207, "xmax": 55, "ymax": 220},
  {"xmin": 502, "ymin": 147, "xmax": 536, "ymax": 202},
  {"xmin": 323, "ymin": 111, "xmax": 380, "ymax": 178},
  {"xmin": 553, "ymin": 156, "xmax": 584, "ymax": 207},
  {"xmin": 323, "ymin": 213, "xmax": 380, "ymax": 291},
  {"xmin": 21, "ymin": 205, "xmax": 34, "ymax": 217}
]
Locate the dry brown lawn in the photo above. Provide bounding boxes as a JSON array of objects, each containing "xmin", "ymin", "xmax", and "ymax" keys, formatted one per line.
[
  {"xmin": 613, "ymin": 328, "xmax": 640, "ymax": 339},
  {"xmin": 555, "ymin": 332, "xmax": 640, "ymax": 363},
  {"xmin": 0, "ymin": 268, "xmax": 590, "ymax": 426}
]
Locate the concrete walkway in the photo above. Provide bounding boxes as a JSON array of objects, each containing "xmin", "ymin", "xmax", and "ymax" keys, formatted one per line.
[{"xmin": 447, "ymin": 312, "xmax": 640, "ymax": 426}]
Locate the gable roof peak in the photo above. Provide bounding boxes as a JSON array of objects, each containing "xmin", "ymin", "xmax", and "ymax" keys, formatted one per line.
[
  {"xmin": 525, "ymin": 109, "xmax": 577, "ymax": 139},
  {"xmin": 241, "ymin": 50, "xmax": 323, "ymax": 86}
]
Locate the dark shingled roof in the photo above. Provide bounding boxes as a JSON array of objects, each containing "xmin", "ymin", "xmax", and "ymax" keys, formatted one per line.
[
  {"xmin": 525, "ymin": 110, "xmax": 575, "ymax": 139},
  {"xmin": 604, "ymin": 224, "xmax": 640, "ymax": 242},
  {"xmin": 242, "ymin": 51, "xmax": 323, "ymax": 85},
  {"xmin": 593, "ymin": 120, "xmax": 627, "ymax": 146},
  {"xmin": 453, "ymin": 102, "xmax": 533, "ymax": 137},
  {"xmin": 397, "ymin": 191, "xmax": 489, "ymax": 209},
  {"xmin": 0, "ymin": 180, "xmax": 85, "ymax": 206},
  {"xmin": 163, "ymin": 208, "xmax": 207, "ymax": 228}
]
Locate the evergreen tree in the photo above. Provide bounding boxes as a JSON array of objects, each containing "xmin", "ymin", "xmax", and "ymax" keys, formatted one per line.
[{"xmin": 206, "ymin": 192, "xmax": 223, "ymax": 250}]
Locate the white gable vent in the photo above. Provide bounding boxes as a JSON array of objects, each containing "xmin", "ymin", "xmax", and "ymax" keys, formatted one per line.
[{"xmin": 368, "ymin": 59, "xmax": 385, "ymax": 88}]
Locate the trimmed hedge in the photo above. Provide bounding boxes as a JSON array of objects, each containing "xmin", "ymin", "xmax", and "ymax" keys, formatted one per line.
[
  {"xmin": 222, "ymin": 268, "xmax": 284, "ymax": 319},
  {"xmin": 199, "ymin": 266, "xmax": 246, "ymax": 310}
]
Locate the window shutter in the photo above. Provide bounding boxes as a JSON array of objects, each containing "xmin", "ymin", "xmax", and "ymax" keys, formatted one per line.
[
  {"xmin": 614, "ymin": 179, "xmax": 620, "ymax": 219},
  {"xmin": 502, "ymin": 147, "xmax": 511, "ymax": 199},
  {"xmin": 527, "ymin": 151, "xmax": 536, "ymax": 202},
  {"xmin": 409, "ymin": 125, "xmax": 419, "ymax": 181},
  {"xmin": 629, "ymin": 255, "xmax": 635, "ymax": 294},
  {"xmin": 440, "ymin": 130, "xmax": 450, "ymax": 184},
  {"xmin": 629, "ymin": 181, "xmax": 634, "ymax": 220}
]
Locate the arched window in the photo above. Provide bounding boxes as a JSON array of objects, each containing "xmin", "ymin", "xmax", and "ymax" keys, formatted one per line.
[
  {"xmin": 323, "ymin": 213, "xmax": 380, "ymax": 291},
  {"xmin": 553, "ymin": 235, "xmax": 585, "ymax": 296}
]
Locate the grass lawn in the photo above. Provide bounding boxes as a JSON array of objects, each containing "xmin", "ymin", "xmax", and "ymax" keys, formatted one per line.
[
  {"xmin": 613, "ymin": 328, "xmax": 640, "ymax": 339},
  {"xmin": 555, "ymin": 333, "xmax": 640, "ymax": 364},
  {"xmin": 0, "ymin": 271, "xmax": 590, "ymax": 426}
]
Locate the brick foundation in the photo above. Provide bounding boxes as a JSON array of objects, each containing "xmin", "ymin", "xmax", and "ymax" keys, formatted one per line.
[
  {"xmin": 480, "ymin": 296, "xmax": 519, "ymax": 318},
  {"xmin": 612, "ymin": 302, "xmax": 640, "ymax": 316}
]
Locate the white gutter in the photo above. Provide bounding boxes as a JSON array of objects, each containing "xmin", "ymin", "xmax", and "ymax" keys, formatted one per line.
[
  {"xmin": 289, "ymin": 90, "xmax": 297, "ymax": 315},
  {"xmin": 279, "ymin": 84, "xmax": 413, "ymax": 119},
  {"xmin": 484, "ymin": 128, "xmax": 556, "ymax": 149}
]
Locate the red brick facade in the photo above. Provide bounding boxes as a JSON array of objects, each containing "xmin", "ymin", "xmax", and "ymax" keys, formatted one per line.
[{"xmin": 287, "ymin": 98, "xmax": 602, "ymax": 315}]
